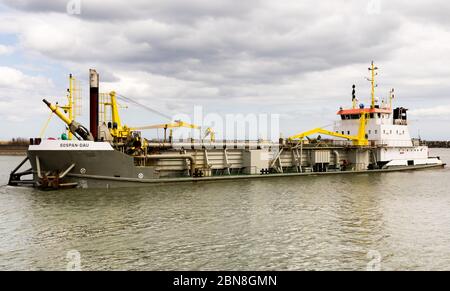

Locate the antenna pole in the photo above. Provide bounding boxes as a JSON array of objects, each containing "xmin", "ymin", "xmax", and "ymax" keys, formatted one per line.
[{"xmin": 389, "ymin": 88, "xmax": 394, "ymax": 110}]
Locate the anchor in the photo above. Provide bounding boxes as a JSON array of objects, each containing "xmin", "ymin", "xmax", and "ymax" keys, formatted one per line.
[{"xmin": 34, "ymin": 156, "xmax": 78, "ymax": 190}]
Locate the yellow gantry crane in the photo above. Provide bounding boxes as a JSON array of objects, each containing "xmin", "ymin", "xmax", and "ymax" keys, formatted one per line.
[{"xmin": 288, "ymin": 113, "xmax": 369, "ymax": 146}]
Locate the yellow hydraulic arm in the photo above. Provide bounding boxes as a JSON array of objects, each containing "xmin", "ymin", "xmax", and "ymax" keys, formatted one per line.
[
  {"xmin": 43, "ymin": 99, "xmax": 94, "ymax": 141},
  {"xmin": 288, "ymin": 113, "xmax": 369, "ymax": 146},
  {"xmin": 203, "ymin": 127, "xmax": 215, "ymax": 142}
]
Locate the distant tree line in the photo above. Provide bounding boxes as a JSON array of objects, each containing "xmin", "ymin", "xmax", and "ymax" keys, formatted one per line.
[
  {"xmin": 1, "ymin": 138, "xmax": 30, "ymax": 146},
  {"xmin": 424, "ymin": 141, "xmax": 450, "ymax": 148}
]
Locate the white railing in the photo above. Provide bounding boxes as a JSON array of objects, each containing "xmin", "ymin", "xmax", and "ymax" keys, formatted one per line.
[{"xmin": 330, "ymin": 140, "xmax": 415, "ymax": 147}]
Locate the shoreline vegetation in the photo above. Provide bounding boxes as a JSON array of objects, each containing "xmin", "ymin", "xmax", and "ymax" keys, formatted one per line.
[
  {"xmin": 425, "ymin": 141, "xmax": 450, "ymax": 148},
  {"xmin": 1, "ymin": 138, "xmax": 450, "ymax": 156},
  {"xmin": 0, "ymin": 138, "xmax": 29, "ymax": 156}
]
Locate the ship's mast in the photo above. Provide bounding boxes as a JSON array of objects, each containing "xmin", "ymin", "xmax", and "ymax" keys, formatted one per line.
[
  {"xmin": 68, "ymin": 74, "xmax": 74, "ymax": 139},
  {"xmin": 368, "ymin": 61, "xmax": 378, "ymax": 109},
  {"xmin": 59, "ymin": 74, "xmax": 75, "ymax": 140}
]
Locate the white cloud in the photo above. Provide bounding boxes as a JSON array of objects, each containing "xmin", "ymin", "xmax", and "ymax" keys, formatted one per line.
[
  {"xmin": 0, "ymin": 66, "xmax": 53, "ymax": 91},
  {"xmin": 410, "ymin": 105, "xmax": 450, "ymax": 118},
  {"xmin": 0, "ymin": 44, "xmax": 13, "ymax": 55},
  {"xmin": 0, "ymin": 66, "xmax": 55, "ymax": 123}
]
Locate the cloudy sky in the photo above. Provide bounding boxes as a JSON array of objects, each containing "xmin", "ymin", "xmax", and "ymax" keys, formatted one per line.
[{"xmin": 0, "ymin": 0, "xmax": 449, "ymax": 140}]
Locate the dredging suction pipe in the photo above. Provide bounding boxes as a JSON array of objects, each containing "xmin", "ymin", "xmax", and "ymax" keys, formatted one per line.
[
  {"xmin": 136, "ymin": 154, "xmax": 197, "ymax": 177},
  {"xmin": 43, "ymin": 99, "xmax": 94, "ymax": 141}
]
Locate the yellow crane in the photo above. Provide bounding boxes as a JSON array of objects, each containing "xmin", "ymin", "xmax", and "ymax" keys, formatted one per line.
[
  {"xmin": 131, "ymin": 120, "xmax": 201, "ymax": 142},
  {"xmin": 288, "ymin": 113, "xmax": 369, "ymax": 146},
  {"xmin": 131, "ymin": 122, "xmax": 216, "ymax": 142},
  {"xmin": 203, "ymin": 127, "xmax": 216, "ymax": 142},
  {"xmin": 43, "ymin": 99, "xmax": 94, "ymax": 141},
  {"xmin": 104, "ymin": 91, "xmax": 215, "ymax": 142},
  {"xmin": 101, "ymin": 91, "xmax": 131, "ymax": 138}
]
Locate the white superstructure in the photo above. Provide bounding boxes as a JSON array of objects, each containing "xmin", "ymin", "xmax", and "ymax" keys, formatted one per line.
[{"xmin": 331, "ymin": 62, "xmax": 442, "ymax": 168}]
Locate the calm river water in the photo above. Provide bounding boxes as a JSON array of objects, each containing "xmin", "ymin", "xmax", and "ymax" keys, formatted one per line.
[{"xmin": 0, "ymin": 149, "xmax": 449, "ymax": 270}]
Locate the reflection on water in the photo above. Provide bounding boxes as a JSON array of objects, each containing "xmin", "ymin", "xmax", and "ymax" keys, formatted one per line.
[{"xmin": 0, "ymin": 149, "xmax": 449, "ymax": 270}]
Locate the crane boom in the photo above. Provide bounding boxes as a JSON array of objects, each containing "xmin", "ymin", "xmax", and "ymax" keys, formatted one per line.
[
  {"xmin": 288, "ymin": 113, "xmax": 368, "ymax": 146},
  {"xmin": 43, "ymin": 99, "xmax": 94, "ymax": 141},
  {"xmin": 130, "ymin": 120, "xmax": 201, "ymax": 131},
  {"xmin": 104, "ymin": 91, "xmax": 214, "ymax": 142}
]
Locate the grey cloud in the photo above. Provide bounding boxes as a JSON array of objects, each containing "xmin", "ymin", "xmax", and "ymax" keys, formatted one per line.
[
  {"xmin": 10, "ymin": 1, "xmax": 404, "ymax": 88},
  {"xmin": 1, "ymin": 0, "xmax": 261, "ymax": 22},
  {"xmin": 1, "ymin": 0, "xmax": 66, "ymax": 12},
  {"xmin": 0, "ymin": 1, "xmax": 439, "ymax": 92},
  {"xmin": 385, "ymin": 1, "xmax": 450, "ymax": 26}
]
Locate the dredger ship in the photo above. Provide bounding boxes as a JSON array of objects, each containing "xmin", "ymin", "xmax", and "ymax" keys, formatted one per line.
[{"xmin": 8, "ymin": 63, "xmax": 445, "ymax": 189}]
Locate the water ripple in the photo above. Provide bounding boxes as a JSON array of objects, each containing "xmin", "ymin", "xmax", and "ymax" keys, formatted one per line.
[{"xmin": 0, "ymin": 150, "xmax": 449, "ymax": 270}]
